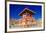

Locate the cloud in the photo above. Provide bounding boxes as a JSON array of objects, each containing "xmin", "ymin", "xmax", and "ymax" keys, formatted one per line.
[{"xmin": 36, "ymin": 18, "xmax": 42, "ymax": 22}]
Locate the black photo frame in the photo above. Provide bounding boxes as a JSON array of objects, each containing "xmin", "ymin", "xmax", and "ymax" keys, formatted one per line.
[{"xmin": 5, "ymin": 1, "xmax": 45, "ymax": 32}]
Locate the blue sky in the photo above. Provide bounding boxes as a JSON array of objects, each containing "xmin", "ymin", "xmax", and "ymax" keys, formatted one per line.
[{"xmin": 10, "ymin": 4, "xmax": 42, "ymax": 20}]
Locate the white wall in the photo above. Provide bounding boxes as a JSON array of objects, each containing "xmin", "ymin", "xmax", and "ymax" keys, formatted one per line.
[{"xmin": 0, "ymin": 0, "xmax": 5, "ymax": 33}]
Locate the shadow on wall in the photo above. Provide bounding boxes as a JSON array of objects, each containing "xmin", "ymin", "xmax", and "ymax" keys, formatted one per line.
[{"xmin": 7, "ymin": 32, "xmax": 19, "ymax": 33}]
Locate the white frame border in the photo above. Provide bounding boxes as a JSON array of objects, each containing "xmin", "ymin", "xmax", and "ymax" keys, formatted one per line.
[{"xmin": 7, "ymin": 1, "xmax": 44, "ymax": 32}]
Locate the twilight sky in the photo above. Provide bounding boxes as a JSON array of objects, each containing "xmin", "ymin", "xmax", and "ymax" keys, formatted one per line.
[{"xmin": 10, "ymin": 4, "xmax": 42, "ymax": 20}]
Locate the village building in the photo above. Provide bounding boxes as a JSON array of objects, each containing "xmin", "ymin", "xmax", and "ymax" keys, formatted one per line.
[
  {"xmin": 18, "ymin": 8, "xmax": 36, "ymax": 27},
  {"xmin": 10, "ymin": 8, "xmax": 42, "ymax": 28}
]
